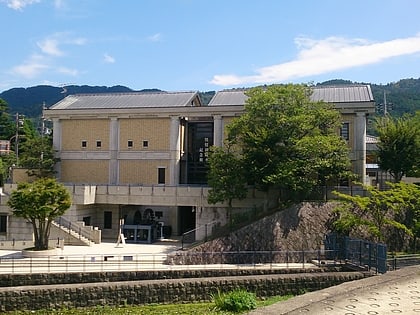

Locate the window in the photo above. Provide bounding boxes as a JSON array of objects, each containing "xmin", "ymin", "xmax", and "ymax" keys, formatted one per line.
[
  {"xmin": 127, "ymin": 140, "xmax": 133, "ymax": 148},
  {"xmin": 158, "ymin": 167, "xmax": 165, "ymax": 184},
  {"xmin": 81, "ymin": 140, "xmax": 87, "ymax": 148},
  {"xmin": 0, "ymin": 214, "xmax": 7, "ymax": 233},
  {"xmin": 96, "ymin": 140, "xmax": 102, "ymax": 148},
  {"xmin": 340, "ymin": 122, "xmax": 349, "ymax": 141},
  {"xmin": 143, "ymin": 140, "xmax": 149, "ymax": 148},
  {"xmin": 104, "ymin": 211, "xmax": 112, "ymax": 229}
]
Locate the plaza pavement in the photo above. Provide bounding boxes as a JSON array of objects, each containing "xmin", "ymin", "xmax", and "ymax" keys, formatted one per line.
[
  {"xmin": 0, "ymin": 238, "xmax": 182, "ymax": 258},
  {"xmin": 0, "ymin": 239, "xmax": 316, "ymax": 274}
]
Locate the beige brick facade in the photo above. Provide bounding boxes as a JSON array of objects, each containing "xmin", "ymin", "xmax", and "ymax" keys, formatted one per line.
[
  {"xmin": 61, "ymin": 119, "xmax": 110, "ymax": 150},
  {"xmin": 119, "ymin": 160, "xmax": 169, "ymax": 185},
  {"xmin": 61, "ymin": 160, "xmax": 109, "ymax": 183},
  {"xmin": 119, "ymin": 118, "xmax": 170, "ymax": 151},
  {"xmin": 58, "ymin": 117, "xmax": 173, "ymax": 184}
]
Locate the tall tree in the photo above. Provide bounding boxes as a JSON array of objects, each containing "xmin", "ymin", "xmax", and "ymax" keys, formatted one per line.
[
  {"xmin": 207, "ymin": 146, "xmax": 248, "ymax": 227},
  {"xmin": 0, "ymin": 98, "xmax": 19, "ymax": 182},
  {"xmin": 226, "ymin": 84, "xmax": 352, "ymax": 198},
  {"xmin": 18, "ymin": 135, "xmax": 58, "ymax": 178},
  {"xmin": 0, "ymin": 98, "xmax": 14, "ymax": 139},
  {"xmin": 375, "ymin": 115, "xmax": 420, "ymax": 182},
  {"xmin": 7, "ymin": 178, "xmax": 71, "ymax": 250}
]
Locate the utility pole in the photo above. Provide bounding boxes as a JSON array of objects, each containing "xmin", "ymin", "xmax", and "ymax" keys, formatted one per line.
[
  {"xmin": 15, "ymin": 113, "xmax": 19, "ymax": 165},
  {"xmin": 14, "ymin": 112, "xmax": 24, "ymax": 165},
  {"xmin": 383, "ymin": 91, "xmax": 388, "ymax": 116}
]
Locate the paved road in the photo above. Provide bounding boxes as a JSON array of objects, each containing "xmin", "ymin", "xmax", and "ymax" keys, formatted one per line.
[{"xmin": 250, "ymin": 265, "xmax": 420, "ymax": 315}]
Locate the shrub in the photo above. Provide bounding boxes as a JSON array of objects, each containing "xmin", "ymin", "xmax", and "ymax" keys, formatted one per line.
[{"xmin": 211, "ymin": 288, "xmax": 257, "ymax": 312}]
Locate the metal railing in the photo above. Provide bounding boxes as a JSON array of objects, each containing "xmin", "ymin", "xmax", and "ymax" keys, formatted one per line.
[
  {"xmin": 0, "ymin": 249, "xmax": 340, "ymax": 275},
  {"xmin": 181, "ymin": 220, "xmax": 219, "ymax": 249},
  {"xmin": 54, "ymin": 216, "xmax": 94, "ymax": 244},
  {"xmin": 325, "ymin": 233, "xmax": 388, "ymax": 274},
  {"xmin": 387, "ymin": 254, "xmax": 420, "ymax": 271}
]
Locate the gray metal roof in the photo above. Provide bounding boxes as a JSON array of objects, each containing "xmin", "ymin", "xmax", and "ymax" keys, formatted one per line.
[
  {"xmin": 311, "ymin": 85, "xmax": 374, "ymax": 103},
  {"xmin": 208, "ymin": 90, "xmax": 249, "ymax": 106},
  {"xmin": 208, "ymin": 85, "xmax": 374, "ymax": 106},
  {"xmin": 49, "ymin": 91, "xmax": 200, "ymax": 110}
]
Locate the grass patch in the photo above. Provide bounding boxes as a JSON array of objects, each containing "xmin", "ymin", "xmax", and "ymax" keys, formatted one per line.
[
  {"xmin": 5, "ymin": 294, "xmax": 294, "ymax": 314},
  {"xmin": 212, "ymin": 289, "xmax": 257, "ymax": 312}
]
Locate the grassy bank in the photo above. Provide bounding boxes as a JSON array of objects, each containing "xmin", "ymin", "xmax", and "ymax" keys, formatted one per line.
[{"xmin": 6, "ymin": 295, "xmax": 293, "ymax": 314}]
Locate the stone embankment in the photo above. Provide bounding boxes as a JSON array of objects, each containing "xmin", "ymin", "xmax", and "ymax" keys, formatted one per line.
[{"xmin": 0, "ymin": 270, "xmax": 369, "ymax": 312}]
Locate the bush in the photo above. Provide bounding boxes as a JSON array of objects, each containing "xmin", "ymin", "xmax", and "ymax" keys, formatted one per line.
[{"xmin": 212, "ymin": 289, "xmax": 257, "ymax": 312}]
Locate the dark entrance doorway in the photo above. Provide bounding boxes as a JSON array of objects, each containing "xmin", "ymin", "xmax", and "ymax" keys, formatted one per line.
[
  {"xmin": 179, "ymin": 206, "xmax": 196, "ymax": 235},
  {"xmin": 180, "ymin": 121, "xmax": 213, "ymax": 184}
]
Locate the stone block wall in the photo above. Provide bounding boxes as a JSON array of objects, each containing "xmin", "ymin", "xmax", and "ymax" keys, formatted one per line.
[{"xmin": 0, "ymin": 271, "xmax": 369, "ymax": 312}]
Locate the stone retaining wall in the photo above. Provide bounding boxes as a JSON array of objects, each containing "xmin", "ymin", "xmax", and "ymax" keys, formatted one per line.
[
  {"xmin": 0, "ymin": 268, "xmax": 330, "ymax": 287},
  {"xmin": 0, "ymin": 272, "xmax": 369, "ymax": 312}
]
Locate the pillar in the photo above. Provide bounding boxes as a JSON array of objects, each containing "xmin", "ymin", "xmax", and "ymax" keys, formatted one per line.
[
  {"xmin": 52, "ymin": 118, "xmax": 62, "ymax": 179},
  {"xmin": 213, "ymin": 115, "xmax": 223, "ymax": 147},
  {"xmin": 109, "ymin": 117, "xmax": 119, "ymax": 184},
  {"xmin": 354, "ymin": 112, "xmax": 367, "ymax": 184},
  {"xmin": 169, "ymin": 116, "xmax": 180, "ymax": 185}
]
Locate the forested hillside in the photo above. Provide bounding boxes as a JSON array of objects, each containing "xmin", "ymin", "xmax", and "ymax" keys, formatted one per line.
[
  {"xmin": 1, "ymin": 78, "xmax": 419, "ymax": 119},
  {"xmin": 0, "ymin": 85, "xmax": 135, "ymax": 117}
]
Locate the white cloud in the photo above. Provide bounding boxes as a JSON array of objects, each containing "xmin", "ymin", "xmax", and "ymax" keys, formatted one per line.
[
  {"xmin": 37, "ymin": 38, "xmax": 63, "ymax": 56},
  {"xmin": 53, "ymin": 0, "xmax": 65, "ymax": 9},
  {"xmin": 36, "ymin": 34, "xmax": 86, "ymax": 57},
  {"xmin": 70, "ymin": 37, "xmax": 87, "ymax": 45},
  {"xmin": 103, "ymin": 53, "xmax": 115, "ymax": 64},
  {"xmin": 148, "ymin": 33, "xmax": 162, "ymax": 42},
  {"xmin": 2, "ymin": 0, "xmax": 39, "ymax": 10},
  {"xmin": 210, "ymin": 34, "xmax": 420, "ymax": 86},
  {"xmin": 10, "ymin": 33, "xmax": 86, "ymax": 80},
  {"xmin": 11, "ymin": 54, "xmax": 48, "ymax": 78},
  {"xmin": 57, "ymin": 67, "xmax": 78, "ymax": 76}
]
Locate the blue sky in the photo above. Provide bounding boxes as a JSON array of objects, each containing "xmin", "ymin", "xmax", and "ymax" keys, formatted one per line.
[{"xmin": 1, "ymin": 0, "xmax": 420, "ymax": 93}]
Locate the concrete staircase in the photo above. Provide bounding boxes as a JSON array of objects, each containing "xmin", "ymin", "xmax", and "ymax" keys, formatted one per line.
[{"xmin": 51, "ymin": 217, "xmax": 101, "ymax": 246}]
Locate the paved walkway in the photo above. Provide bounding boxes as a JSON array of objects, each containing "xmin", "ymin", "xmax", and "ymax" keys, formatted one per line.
[
  {"xmin": 250, "ymin": 264, "xmax": 420, "ymax": 315},
  {"xmin": 0, "ymin": 240, "xmax": 316, "ymax": 274},
  {"xmin": 0, "ymin": 238, "xmax": 182, "ymax": 258}
]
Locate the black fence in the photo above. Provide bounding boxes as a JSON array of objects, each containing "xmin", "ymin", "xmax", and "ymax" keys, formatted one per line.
[{"xmin": 325, "ymin": 233, "xmax": 387, "ymax": 274}]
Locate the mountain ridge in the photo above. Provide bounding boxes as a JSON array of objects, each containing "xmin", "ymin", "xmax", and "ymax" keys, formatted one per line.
[{"xmin": 1, "ymin": 78, "xmax": 419, "ymax": 118}]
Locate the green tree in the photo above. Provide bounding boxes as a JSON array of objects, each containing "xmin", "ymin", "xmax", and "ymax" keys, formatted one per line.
[
  {"xmin": 207, "ymin": 146, "xmax": 248, "ymax": 227},
  {"xmin": 333, "ymin": 183, "xmax": 419, "ymax": 247},
  {"xmin": 0, "ymin": 98, "xmax": 14, "ymax": 139},
  {"xmin": 0, "ymin": 152, "xmax": 16, "ymax": 184},
  {"xmin": 227, "ymin": 84, "xmax": 352, "ymax": 198},
  {"xmin": 375, "ymin": 115, "xmax": 420, "ymax": 182},
  {"xmin": 7, "ymin": 178, "xmax": 71, "ymax": 250},
  {"xmin": 411, "ymin": 111, "xmax": 420, "ymax": 177},
  {"xmin": 18, "ymin": 135, "xmax": 57, "ymax": 178},
  {"xmin": 389, "ymin": 182, "xmax": 420, "ymax": 251},
  {"xmin": 0, "ymin": 98, "xmax": 19, "ymax": 183}
]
